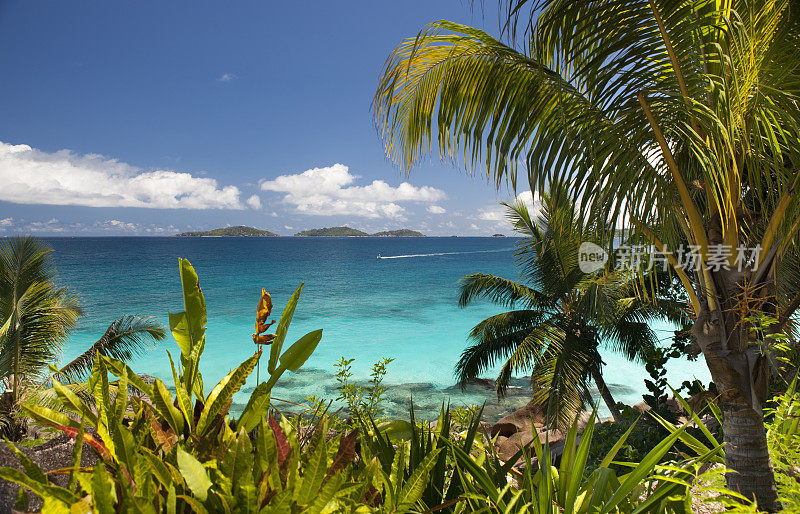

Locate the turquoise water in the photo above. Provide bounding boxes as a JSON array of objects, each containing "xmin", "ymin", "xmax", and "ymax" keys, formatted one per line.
[{"xmin": 47, "ymin": 237, "xmax": 709, "ymax": 420}]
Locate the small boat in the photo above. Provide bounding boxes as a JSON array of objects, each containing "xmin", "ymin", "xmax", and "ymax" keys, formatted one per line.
[{"xmin": 377, "ymin": 254, "xmax": 382, "ymax": 259}]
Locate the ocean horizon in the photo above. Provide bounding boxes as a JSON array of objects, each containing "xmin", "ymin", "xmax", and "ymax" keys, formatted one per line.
[{"xmin": 47, "ymin": 236, "xmax": 710, "ymax": 421}]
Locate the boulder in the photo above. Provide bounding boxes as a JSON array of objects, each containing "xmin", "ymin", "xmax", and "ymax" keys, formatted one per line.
[
  {"xmin": 490, "ymin": 400, "xmax": 592, "ymax": 463},
  {"xmin": 490, "ymin": 399, "xmax": 547, "ymax": 438},
  {"xmin": 0, "ymin": 435, "xmax": 99, "ymax": 513}
]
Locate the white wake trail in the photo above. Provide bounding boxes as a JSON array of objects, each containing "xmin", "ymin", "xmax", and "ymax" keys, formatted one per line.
[{"xmin": 377, "ymin": 248, "xmax": 513, "ymax": 259}]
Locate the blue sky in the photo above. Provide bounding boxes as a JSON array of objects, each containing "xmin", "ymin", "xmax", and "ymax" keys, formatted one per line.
[{"xmin": 0, "ymin": 1, "xmax": 532, "ymax": 236}]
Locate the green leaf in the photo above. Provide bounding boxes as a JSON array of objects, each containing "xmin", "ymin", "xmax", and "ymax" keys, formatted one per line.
[
  {"xmin": 396, "ymin": 448, "xmax": 442, "ymax": 512},
  {"xmin": 91, "ymin": 463, "xmax": 116, "ymax": 512},
  {"xmin": 375, "ymin": 419, "xmax": 415, "ymax": 442},
  {"xmin": 297, "ymin": 437, "xmax": 327, "ymax": 505},
  {"xmin": 599, "ymin": 425, "xmax": 687, "ymax": 514},
  {"xmin": 269, "ymin": 283, "xmax": 303, "ymax": 373},
  {"xmin": 278, "ymin": 329, "xmax": 323, "ymax": 373},
  {"xmin": 103, "ymin": 357, "xmax": 153, "ymax": 398},
  {"xmin": 4, "ymin": 441, "xmax": 47, "ymax": 485},
  {"xmin": 152, "ymin": 379, "xmax": 185, "ymax": 435},
  {"xmin": 168, "ymin": 312, "xmax": 191, "ymax": 356},
  {"xmin": 22, "ymin": 404, "xmax": 79, "ymax": 430},
  {"xmin": 178, "ymin": 258, "xmax": 207, "ymax": 354},
  {"xmin": 52, "ymin": 380, "xmax": 98, "ymax": 425},
  {"xmin": 0, "ymin": 466, "xmax": 78, "ymax": 505},
  {"xmin": 167, "ymin": 350, "xmax": 194, "ymax": 430},
  {"xmin": 177, "ymin": 494, "xmax": 210, "ymax": 514},
  {"xmin": 236, "ymin": 380, "xmax": 270, "ymax": 433},
  {"xmin": 196, "ymin": 352, "xmax": 259, "ymax": 435},
  {"xmin": 177, "ymin": 448, "xmax": 212, "ymax": 502}
]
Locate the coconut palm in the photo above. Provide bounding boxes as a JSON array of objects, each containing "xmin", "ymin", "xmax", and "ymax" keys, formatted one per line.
[
  {"xmin": 0, "ymin": 236, "xmax": 165, "ymax": 438},
  {"xmin": 457, "ymin": 188, "xmax": 687, "ymax": 426},
  {"xmin": 374, "ymin": 0, "xmax": 799, "ymax": 507}
]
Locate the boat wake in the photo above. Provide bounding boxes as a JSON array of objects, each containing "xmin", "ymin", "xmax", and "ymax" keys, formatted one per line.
[{"xmin": 377, "ymin": 248, "xmax": 514, "ymax": 259}]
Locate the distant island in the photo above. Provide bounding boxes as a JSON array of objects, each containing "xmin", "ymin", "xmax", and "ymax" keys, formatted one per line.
[
  {"xmin": 492, "ymin": 233, "xmax": 506, "ymax": 237},
  {"xmin": 372, "ymin": 229, "xmax": 424, "ymax": 237},
  {"xmin": 174, "ymin": 226, "xmax": 278, "ymax": 237},
  {"xmin": 294, "ymin": 226, "xmax": 425, "ymax": 237}
]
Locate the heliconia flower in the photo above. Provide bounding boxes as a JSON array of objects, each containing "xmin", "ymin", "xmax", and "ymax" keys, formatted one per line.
[
  {"xmin": 253, "ymin": 333, "xmax": 276, "ymax": 345},
  {"xmin": 256, "ymin": 319, "xmax": 276, "ymax": 334},
  {"xmin": 257, "ymin": 288, "xmax": 273, "ymax": 323}
]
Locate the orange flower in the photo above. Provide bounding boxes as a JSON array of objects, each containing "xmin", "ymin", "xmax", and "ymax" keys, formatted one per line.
[
  {"xmin": 252, "ymin": 333, "xmax": 276, "ymax": 345},
  {"xmin": 256, "ymin": 319, "xmax": 276, "ymax": 334},
  {"xmin": 257, "ymin": 288, "xmax": 273, "ymax": 323}
]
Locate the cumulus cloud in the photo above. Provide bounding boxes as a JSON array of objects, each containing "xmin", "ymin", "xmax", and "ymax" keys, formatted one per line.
[
  {"xmin": 246, "ymin": 195, "xmax": 262, "ymax": 209},
  {"xmin": 0, "ymin": 216, "xmax": 178, "ymax": 234},
  {"xmin": 218, "ymin": 73, "xmax": 237, "ymax": 82},
  {"xmin": 427, "ymin": 205, "xmax": 446, "ymax": 214},
  {"xmin": 260, "ymin": 163, "xmax": 445, "ymax": 219},
  {"xmin": 477, "ymin": 190, "xmax": 542, "ymax": 222},
  {"xmin": 0, "ymin": 141, "xmax": 246, "ymax": 210}
]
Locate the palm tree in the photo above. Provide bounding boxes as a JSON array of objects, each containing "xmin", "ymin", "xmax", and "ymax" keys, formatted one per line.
[
  {"xmin": 456, "ymin": 188, "xmax": 687, "ymax": 426},
  {"xmin": 374, "ymin": 1, "xmax": 799, "ymax": 507},
  {"xmin": 0, "ymin": 236, "xmax": 165, "ymax": 438}
]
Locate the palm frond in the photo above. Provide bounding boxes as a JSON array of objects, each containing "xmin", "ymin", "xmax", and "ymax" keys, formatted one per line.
[
  {"xmin": 455, "ymin": 313, "xmax": 556, "ymax": 392},
  {"xmin": 58, "ymin": 315, "xmax": 165, "ymax": 383},
  {"xmin": 458, "ymin": 273, "xmax": 549, "ymax": 308},
  {"xmin": 0, "ymin": 282, "xmax": 81, "ymax": 381}
]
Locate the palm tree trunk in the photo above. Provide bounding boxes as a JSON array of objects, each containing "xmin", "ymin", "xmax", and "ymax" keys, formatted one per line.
[
  {"xmin": 591, "ymin": 366, "xmax": 622, "ymax": 422},
  {"xmin": 693, "ymin": 300, "xmax": 781, "ymax": 512}
]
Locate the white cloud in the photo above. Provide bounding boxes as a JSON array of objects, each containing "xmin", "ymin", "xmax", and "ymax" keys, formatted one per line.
[
  {"xmin": 0, "ymin": 216, "xmax": 178, "ymax": 235},
  {"xmin": 260, "ymin": 163, "xmax": 445, "ymax": 219},
  {"xmin": 246, "ymin": 195, "xmax": 262, "ymax": 209},
  {"xmin": 427, "ymin": 205, "xmax": 446, "ymax": 214},
  {"xmin": 0, "ymin": 141, "xmax": 246, "ymax": 209},
  {"xmin": 218, "ymin": 73, "xmax": 237, "ymax": 82},
  {"xmin": 478, "ymin": 190, "xmax": 541, "ymax": 222}
]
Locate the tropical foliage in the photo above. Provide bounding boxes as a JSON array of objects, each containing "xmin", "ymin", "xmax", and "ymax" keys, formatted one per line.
[
  {"xmin": 456, "ymin": 186, "xmax": 688, "ymax": 425},
  {"xmin": 0, "ymin": 236, "xmax": 164, "ymax": 439},
  {"xmin": 0, "ymin": 257, "xmax": 756, "ymax": 513},
  {"xmin": 374, "ymin": 0, "xmax": 800, "ymax": 507}
]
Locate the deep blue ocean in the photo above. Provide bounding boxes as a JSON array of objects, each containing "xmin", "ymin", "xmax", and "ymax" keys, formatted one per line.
[{"xmin": 46, "ymin": 236, "xmax": 709, "ymax": 420}]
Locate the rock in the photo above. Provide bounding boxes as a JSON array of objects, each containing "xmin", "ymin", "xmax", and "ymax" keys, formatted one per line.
[
  {"xmin": 490, "ymin": 399, "xmax": 547, "ymax": 439},
  {"xmin": 0, "ymin": 434, "xmax": 99, "ymax": 513},
  {"xmin": 632, "ymin": 398, "xmax": 683, "ymax": 415},
  {"xmin": 490, "ymin": 400, "xmax": 592, "ymax": 463}
]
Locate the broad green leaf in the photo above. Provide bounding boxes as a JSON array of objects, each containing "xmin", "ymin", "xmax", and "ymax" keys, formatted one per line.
[
  {"xmin": 177, "ymin": 494, "xmax": 210, "ymax": 514},
  {"xmin": 111, "ymin": 419, "xmax": 137, "ymax": 474},
  {"xmin": 0, "ymin": 466, "xmax": 78, "ymax": 505},
  {"xmin": 177, "ymin": 448, "xmax": 212, "ymax": 502},
  {"xmin": 237, "ymin": 380, "xmax": 270, "ymax": 433},
  {"xmin": 178, "ymin": 258, "xmax": 207, "ymax": 352},
  {"xmin": 269, "ymin": 283, "xmax": 303, "ymax": 373},
  {"xmin": 168, "ymin": 312, "xmax": 191, "ymax": 356},
  {"xmin": 279, "ymin": 329, "xmax": 323, "ymax": 373},
  {"xmin": 152, "ymin": 379, "xmax": 185, "ymax": 435},
  {"xmin": 22, "ymin": 404, "xmax": 79, "ymax": 430},
  {"xmin": 375, "ymin": 419, "xmax": 415, "ymax": 442},
  {"xmin": 103, "ymin": 357, "xmax": 153, "ymax": 397},
  {"xmin": 167, "ymin": 351, "xmax": 194, "ymax": 430},
  {"xmin": 5, "ymin": 441, "xmax": 47, "ymax": 485},
  {"xmin": 297, "ymin": 437, "xmax": 327, "ymax": 505},
  {"xmin": 196, "ymin": 352, "xmax": 259, "ymax": 435},
  {"xmin": 91, "ymin": 463, "xmax": 116, "ymax": 512},
  {"xmin": 52, "ymin": 381, "xmax": 98, "ymax": 425}
]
